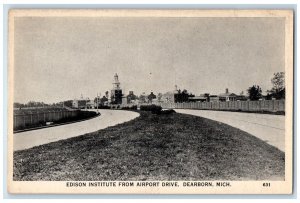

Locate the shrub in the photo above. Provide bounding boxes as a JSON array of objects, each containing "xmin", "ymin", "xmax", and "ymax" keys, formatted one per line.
[
  {"xmin": 160, "ymin": 109, "xmax": 176, "ymax": 115},
  {"xmin": 121, "ymin": 105, "xmax": 137, "ymax": 110},
  {"xmin": 140, "ymin": 105, "xmax": 162, "ymax": 114},
  {"xmin": 130, "ymin": 105, "xmax": 138, "ymax": 110},
  {"xmin": 77, "ymin": 110, "xmax": 98, "ymax": 119},
  {"xmin": 97, "ymin": 105, "xmax": 110, "ymax": 109}
]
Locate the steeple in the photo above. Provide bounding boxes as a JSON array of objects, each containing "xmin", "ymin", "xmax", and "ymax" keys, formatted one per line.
[
  {"xmin": 113, "ymin": 73, "xmax": 120, "ymax": 89},
  {"xmin": 111, "ymin": 73, "xmax": 123, "ymax": 104}
]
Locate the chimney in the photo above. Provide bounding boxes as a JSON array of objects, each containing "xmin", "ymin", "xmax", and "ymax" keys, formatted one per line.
[{"xmin": 226, "ymin": 88, "xmax": 229, "ymax": 94}]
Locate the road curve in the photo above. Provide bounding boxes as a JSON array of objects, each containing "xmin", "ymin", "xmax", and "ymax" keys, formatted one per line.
[
  {"xmin": 175, "ymin": 109, "xmax": 285, "ymax": 152},
  {"xmin": 13, "ymin": 109, "xmax": 140, "ymax": 151}
]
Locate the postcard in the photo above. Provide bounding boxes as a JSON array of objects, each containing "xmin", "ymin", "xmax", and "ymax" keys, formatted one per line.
[{"xmin": 7, "ymin": 9, "xmax": 293, "ymax": 194}]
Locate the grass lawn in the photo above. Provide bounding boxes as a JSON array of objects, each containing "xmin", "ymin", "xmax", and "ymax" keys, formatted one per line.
[{"xmin": 13, "ymin": 111, "xmax": 285, "ymax": 181}]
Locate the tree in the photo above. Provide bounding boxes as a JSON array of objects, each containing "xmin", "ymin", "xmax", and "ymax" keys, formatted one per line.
[
  {"xmin": 14, "ymin": 102, "xmax": 25, "ymax": 108},
  {"xmin": 269, "ymin": 72, "xmax": 285, "ymax": 99},
  {"xmin": 100, "ymin": 96, "xmax": 108, "ymax": 104},
  {"xmin": 247, "ymin": 85, "xmax": 262, "ymax": 101},
  {"xmin": 174, "ymin": 89, "xmax": 194, "ymax": 103},
  {"xmin": 127, "ymin": 92, "xmax": 137, "ymax": 103},
  {"xmin": 157, "ymin": 93, "xmax": 163, "ymax": 101},
  {"xmin": 63, "ymin": 100, "xmax": 73, "ymax": 108},
  {"xmin": 139, "ymin": 93, "xmax": 147, "ymax": 103},
  {"xmin": 148, "ymin": 92, "xmax": 157, "ymax": 103}
]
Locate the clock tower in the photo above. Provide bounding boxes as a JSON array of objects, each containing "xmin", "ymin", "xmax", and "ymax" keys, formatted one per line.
[{"xmin": 111, "ymin": 73, "xmax": 123, "ymax": 104}]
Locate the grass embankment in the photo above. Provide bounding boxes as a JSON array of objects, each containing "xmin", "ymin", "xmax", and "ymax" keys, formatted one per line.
[{"xmin": 14, "ymin": 111, "xmax": 284, "ymax": 181}]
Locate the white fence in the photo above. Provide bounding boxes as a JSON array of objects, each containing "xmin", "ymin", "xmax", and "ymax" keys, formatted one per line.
[
  {"xmin": 157, "ymin": 100, "xmax": 285, "ymax": 112},
  {"xmin": 14, "ymin": 109, "xmax": 79, "ymax": 130}
]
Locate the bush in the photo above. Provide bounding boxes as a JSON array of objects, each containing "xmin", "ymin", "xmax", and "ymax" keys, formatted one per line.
[
  {"xmin": 131, "ymin": 105, "xmax": 138, "ymax": 110},
  {"xmin": 160, "ymin": 109, "xmax": 176, "ymax": 115},
  {"xmin": 78, "ymin": 110, "xmax": 98, "ymax": 118},
  {"xmin": 140, "ymin": 105, "xmax": 162, "ymax": 114},
  {"xmin": 97, "ymin": 105, "xmax": 110, "ymax": 109},
  {"xmin": 121, "ymin": 105, "xmax": 137, "ymax": 110}
]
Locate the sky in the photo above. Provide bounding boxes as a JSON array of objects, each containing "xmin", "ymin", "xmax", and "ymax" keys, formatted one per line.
[{"xmin": 14, "ymin": 17, "xmax": 285, "ymax": 103}]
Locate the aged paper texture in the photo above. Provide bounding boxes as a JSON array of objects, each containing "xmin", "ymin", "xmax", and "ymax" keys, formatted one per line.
[{"xmin": 8, "ymin": 9, "xmax": 293, "ymax": 194}]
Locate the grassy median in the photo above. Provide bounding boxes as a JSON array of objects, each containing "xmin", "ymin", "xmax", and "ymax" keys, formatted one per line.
[{"xmin": 14, "ymin": 111, "xmax": 284, "ymax": 181}]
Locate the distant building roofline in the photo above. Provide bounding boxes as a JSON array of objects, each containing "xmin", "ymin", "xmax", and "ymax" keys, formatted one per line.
[
  {"xmin": 218, "ymin": 93, "xmax": 237, "ymax": 97},
  {"xmin": 189, "ymin": 96, "xmax": 207, "ymax": 100}
]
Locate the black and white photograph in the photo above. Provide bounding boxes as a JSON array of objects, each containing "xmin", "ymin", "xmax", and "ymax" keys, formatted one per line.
[{"xmin": 7, "ymin": 9, "xmax": 293, "ymax": 194}]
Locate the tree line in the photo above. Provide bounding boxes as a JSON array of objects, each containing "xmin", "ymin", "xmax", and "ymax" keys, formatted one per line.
[{"xmin": 248, "ymin": 72, "xmax": 285, "ymax": 101}]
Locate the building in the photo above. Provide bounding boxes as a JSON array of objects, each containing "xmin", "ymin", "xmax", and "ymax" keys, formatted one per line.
[
  {"xmin": 127, "ymin": 91, "xmax": 138, "ymax": 103},
  {"xmin": 236, "ymin": 95, "xmax": 248, "ymax": 101},
  {"xmin": 188, "ymin": 96, "xmax": 207, "ymax": 102},
  {"xmin": 161, "ymin": 85, "xmax": 181, "ymax": 103},
  {"xmin": 122, "ymin": 97, "xmax": 128, "ymax": 105},
  {"xmin": 188, "ymin": 94, "xmax": 209, "ymax": 102},
  {"xmin": 111, "ymin": 73, "xmax": 123, "ymax": 104},
  {"xmin": 161, "ymin": 91, "xmax": 176, "ymax": 103},
  {"xmin": 86, "ymin": 100, "xmax": 94, "ymax": 109},
  {"xmin": 209, "ymin": 95, "xmax": 220, "ymax": 102},
  {"xmin": 161, "ymin": 86, "xmax": 197, "ymax": 103},
  {"xmin": 63, "ymin": 100, "xmax": 73, "ymax": 108},
  {"xmin": 218, "ymin": 88, "xmax": 237, "ymax": 102},
  {"xmin": 72, "ymin": 99, "xmax": 89, "ymax": 109},
  {"xmin": 139, "ymin": 92, "xmax": 148, "ymax": 103}
]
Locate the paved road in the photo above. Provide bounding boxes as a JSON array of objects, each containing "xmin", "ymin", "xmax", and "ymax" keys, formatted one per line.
[
  {"xmin": 13, "ymin": 109, "xmax": 140, "ymax": 151},
  {"xmin": 175, "ymin": 109, "xmax": 285, "ymax": 152}
]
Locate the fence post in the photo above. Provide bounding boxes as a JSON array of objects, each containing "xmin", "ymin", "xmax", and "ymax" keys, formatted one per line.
[
  {"xmin": 23, "ymin": 114, "xmax": 26, "ymax": 127},
  {"xmin": 30, "ymin": 113, "xmax": 32, "ymax": 125},
  {"xmin": 280, "ymin": 100, "xmax": 285, "ymax": 111},
  {"xmin": 259, "ymin": 100, "xmax": 261, "ymax": 111},
  {"xmin": 275, "ymin": 100, "xmax": 279, "ymax": 111}
]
